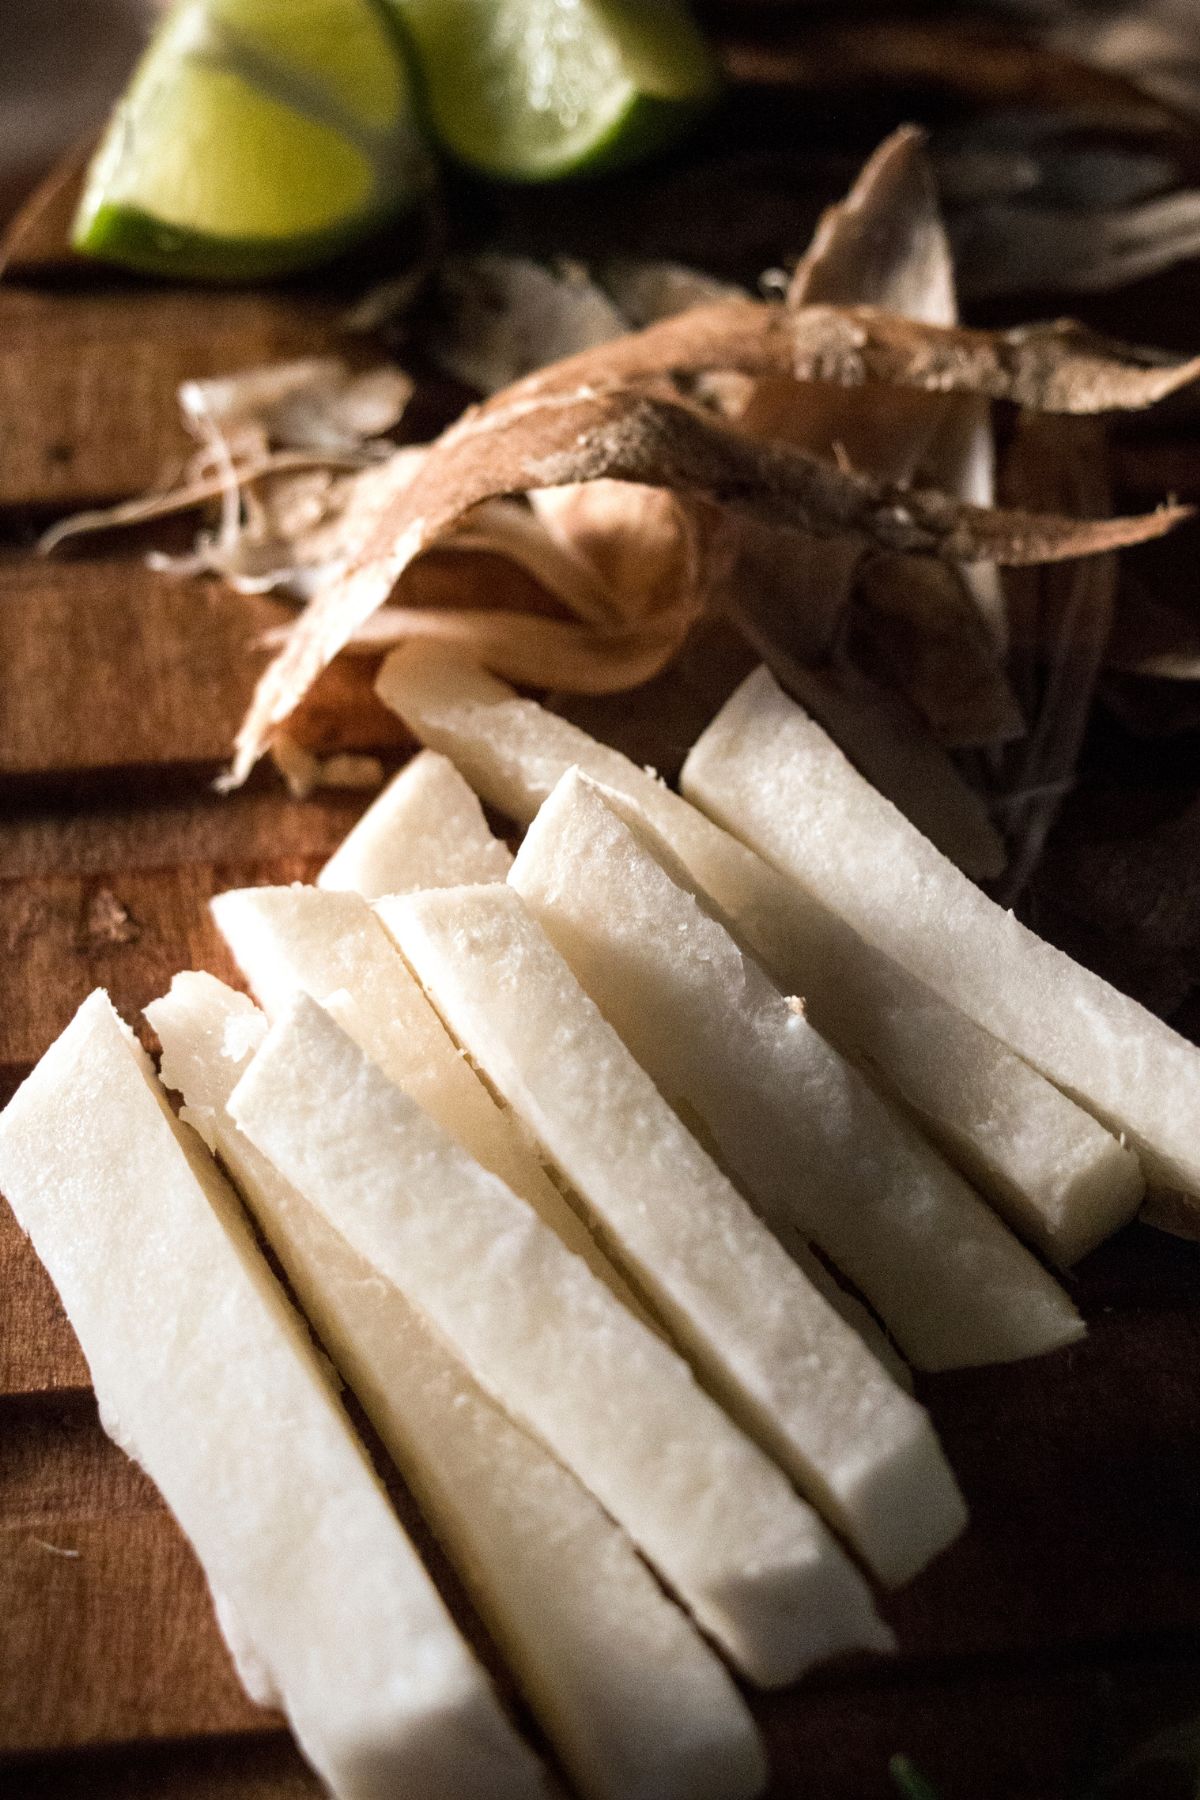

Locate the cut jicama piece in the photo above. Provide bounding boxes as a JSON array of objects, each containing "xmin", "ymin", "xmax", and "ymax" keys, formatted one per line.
[
  {"xmin": 148, "ymin": 974, "xmax": 765, "ymax": 1800},
  {"xmin": 376, "ymin": 643, "xmax": 1141, "ymax": 1265},
  {"xmin": 318, "ymin": 749, "xmax": 513, "ymax": 899},
  {"xmin": 683, "ymin": 665, "xmax": 1197, "ymax": 1202},
  {"xmin": 380, "ymin": 882, "xmax": 966, "ymax": 1585},
  {"xmin": 789, "ymin": 1239, "xmax": 912, "ymax": 1394},
  {"xmin": 210, "ymin": 883, "xmax": 632, "ymax": 1309},
  {"xmin": 0, "ymin": 990, "xmax": 542, "ymax": 1800},
  {"xmin": 230, "ymin": 994, "xmax": 892, "ymax": 1688},
  {"xmin": 511, "ymin": 772, "xmax": 1085, "ymax": 1370}
]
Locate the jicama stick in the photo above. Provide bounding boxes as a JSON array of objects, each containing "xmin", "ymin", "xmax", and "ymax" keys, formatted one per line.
[
  {"xmin": 510, "ymin": 774, "xmax": 1083, "ymax": 1370},
  {"xmin": 318, "ymin": 749, "xmax": 513, "ymax": 899},
  {"xmin": 148, "ymin": 973, "xmax": 765, "ymax": 1800},
  {"xmin": 380, "ymin": 883, "xmax": 966, "ymax": 1583},
  {"xmin": 377, "ymin": 643, "xmax": 1141, "ymax": 1264},
  {"xmin": 682, "ymin": 665, "xmax": 1200, "ymax": 1200},
  {"xmin": 230, "ymin": 994, "xmax": 892, "ymax": 1688},
  {"xmin": 0, "ymin": 991, "xmax": 542, "ymax": 1800},
  {"xmin": 320, "ymin": 716, "xmax": 895, "ymax": 1395},
  {"xmin": 210, "ymin": 884, "xmax": 634, "ymax": 1309}
]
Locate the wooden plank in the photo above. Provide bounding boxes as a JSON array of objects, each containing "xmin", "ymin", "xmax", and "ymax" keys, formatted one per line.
[
  {"xmin": 0, "ymin": 1391, "xmax": 512, "ymax": 1765},
  {"xmin": 1, "ymin": 1735, "xmax": 318, "ymax": 1800},
  {"xmin": 3, "ymin": 1734, "xmax": 319, "ymax": 1800},
  {"xmin": 2, "ymin": 1393, "xmax": 160, "ymax": 1523},
  {"xmin": 0, "ymin": 864, "xmax": 248, "ymax": 1068},
  {"xmin": 0, "ymin": 287, "xmax": 342, "ymax": 510},
  {"xmin": 0, "ymin": 851, "xmax": 282, "ymax": 1396},
  {"xmin": 0, "ymin": 1396, "xmax": 273, "ymax": 1755},
  {"xmin": 0, "ymin": 800, "xmax": 400, "ymax": 1401},
  {"xmin": 0, "ymin": 555, "xmax": 278, "ymax": 779},
  {"xmin": 0, "ymin": 788, "xmax": 367, "ymax": 883},
  {"xmin": 0, "ymin": 1510, "xmax": 273, "ymax": 1755},
  {"xmin": 6, "ymin": 1653, "xmax": 1200, "ymax": 1800},
  {"xmin": 0, "ymin": 553, "xmax": 409, "ymax": 784},
  {"xmin": 0, "ymin": 1205, "xmax": 87, "ymax": 1396}
]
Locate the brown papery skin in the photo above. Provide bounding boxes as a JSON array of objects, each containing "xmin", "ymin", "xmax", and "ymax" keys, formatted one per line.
[
  {"xmin": 491, "ymin": 301, "xmax": 1200, "ymax": 419},
  {"xmin": 228, "ymin": 386, "xmax": 1190, "ymax": 786}
]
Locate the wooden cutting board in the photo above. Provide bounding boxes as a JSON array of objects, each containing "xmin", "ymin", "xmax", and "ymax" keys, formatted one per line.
[{"xmin": 4, "ymin": 167, "xmax": 1200, "ymax": 1800}]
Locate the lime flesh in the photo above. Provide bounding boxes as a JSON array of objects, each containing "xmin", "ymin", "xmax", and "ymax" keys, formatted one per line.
[
  {"xmin": 73, "ymin": 0, "xmax": 433, "ymax": 281},
  {"xmin": 392, "ymin": 0, "xmax": 719, "ymax": 182}
]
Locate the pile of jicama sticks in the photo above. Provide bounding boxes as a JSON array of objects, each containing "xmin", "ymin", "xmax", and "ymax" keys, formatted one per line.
[
  {"xmin": 8, "ymin": 632, "xmax": 1200, "ymax": 1800},
  {"xmin": 42, "ymin": 128, "xmax": 1200, "ymax": 901}
]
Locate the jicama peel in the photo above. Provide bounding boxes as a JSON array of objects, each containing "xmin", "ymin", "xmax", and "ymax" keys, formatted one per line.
[
  {"xmin": 229, "ymin": 994, "xmax": 893, "ymax": 1687},
  {"xmin": 510, "ymin": 771, "xmax": 1085, "ymax": 1370},
  {"xmin": 209, "ymin": 883, "xmax": 633, "ymax": 1308},
  {"xmin": 492, "ymin": 298, "xmax": 1200, "ymax": 419},
  {"xmin": 683, "ymin": 665, "xmax": 1200, "ymax": 1202},
  {"xmin": 318, "ymin": 749, "xmax": 513, "ymax": 898},
  {"xmin": 0, "ymin": 991, "xmax": 542, "ymax": 1800},
  {"xmin": 148, "ymin": 973, "xmax": 765, "ymax": 1800},
  {"xmin": 378, "ymin": 644, "xmax": 1141, "ymax": 1265},
  {"xmin": 379, "ymin": 882, "xmax": 967, "ymax": 1585},
  {"xmin": 228, "ymin": 376, "xmax": 1186, "ymax": 786}
]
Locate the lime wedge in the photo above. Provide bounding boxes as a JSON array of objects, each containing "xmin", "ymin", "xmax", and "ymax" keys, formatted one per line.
[
  {"xmin": 73, "ymin": 0, "xmax": 434, "ymax": 281},
  {"xmin": 391, "ymin": 0, "xmax": 719, "ymax": 182}
]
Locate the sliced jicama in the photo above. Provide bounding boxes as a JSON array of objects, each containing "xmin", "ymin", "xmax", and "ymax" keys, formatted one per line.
[
  {"xmin": 682, "ymin": 665, "xmax": 1200, "ymax": 1201},
  {"xmin": 0, "ymin": 990, "xmax": 542, "ymax": 1800},
  {"xmin": 148, "ymin": 973, "xmax": 765, "ymax": 1800},
  {"xmin": 318, "ymin": 749, "xmax": 513, "ymax": 899},
  {"xmin": 209, "ymin": 883, "xmax": 630, "ymax": 1307},
  {"xmin": 379, "ymin": 882, "xmax": 966, "ymax": 1584},
  {"xmin": 510, "ymin": 772, "xmax": 1085, "ymax": 1370},
  {"xmin": 229, "ymin": 994, "xmax": 893, "ymax": 1688},
  {"xmin": 316, "ymin": 748, "xmax": 892, "ymax": 1387},
  {"xmin": 376, "ymin": 643, "xmax": 1141, "ymax": 1264}
]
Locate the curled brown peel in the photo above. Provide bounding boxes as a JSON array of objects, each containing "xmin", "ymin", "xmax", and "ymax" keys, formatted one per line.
[
  {"xmin": 491, "ymin": 300, "xmax": 1200, "ymax": 419},
  {"xmin": 226, "ymin": 383, "xmax": 1191, "ymax": 786}
]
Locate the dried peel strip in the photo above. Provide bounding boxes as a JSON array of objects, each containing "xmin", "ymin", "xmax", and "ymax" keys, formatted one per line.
[
  {"xmin": 497, "ymin": 300, "xmax": 1200, "ymax": 418},
  {"xmin": 745, "ymin": 124, "xmax": 1016, "ymax": 867},
  {"xmin": 228, "ymin": 387, "xmax": 1188, "ymax": 784},
  {"xmin": 787, "ymin": 125, "xmax": 957, "ymax": 319}
]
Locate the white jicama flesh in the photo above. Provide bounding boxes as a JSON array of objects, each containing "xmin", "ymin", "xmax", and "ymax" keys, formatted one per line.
[
  {"xmin": 0, "ymin": 990, "xmax": 543, "ymax": 1800},
  {"xmin": 318, "ymin": 749, "xmax": 513, "ymax": 899},
  {"xmin": 147, "ymin": 973, "xmax": 765, "ymax": 1800},
  {"xmin": 229, "ymin": 994, "xmax": 893, "ymax": 1689},
  {"xmin": 376, "ymin": 642, "xmax": 1141, "ymax": 1265},
  {"xmin": 380, "ymin": 882, "xmax": 966, "ymax": 1586},
  {"xmin": 209, "ymin": 883, "xmax": 630, "ymax": 1307},
  {"xmin": 683, "ymin": 666, "xmax": 1196, "ymax": 1203},
  {"xmin": 511, "ymin": 772, "xmax": 1085, "ymax": 1371},
  {"xmin": 332, "ymin": 725, "xmax": 900, "ymax": 1398}
]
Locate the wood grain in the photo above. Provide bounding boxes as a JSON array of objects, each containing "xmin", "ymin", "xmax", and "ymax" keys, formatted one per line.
[
  {"xmin": 0, "ymin": 286, "xmax": 342, "ymax": 511},
  {"xmin": 0, "ymin": 557, "xmax": 276, "ymax": 780},
  {"xmin": 0, "ymin": 864, "xmax": 249, "ymax": 1067},
  {"xmin": 0, "ymin": 552, "xmax": 409, "ymax": 786},
  {"xmin": 0, "ymin": 789, "xmax": 366, "ymax": 883},
  {"xmin": 0, "ymin": 1511, "xmax": 274, "ymax": 1754},
  {"xmin": 5, "ymin": 1733, "xmax": 320, "ymax": 1800},
  {"xmin": 0, "ymin": 1396, "xmax": 275, "ymax": 1753},
  {"xmin": 0, "ymin": 1206, "xmax": 88, "ymax": 1395}
]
